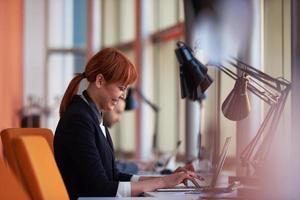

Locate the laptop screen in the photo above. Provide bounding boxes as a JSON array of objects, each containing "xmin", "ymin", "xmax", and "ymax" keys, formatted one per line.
[{"xmin": 210, "ymin": 137, "xmax": 232, "ymax": 187}]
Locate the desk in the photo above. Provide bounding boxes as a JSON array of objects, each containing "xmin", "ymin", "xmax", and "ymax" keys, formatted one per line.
[
  {"xmin": 78, "ymin": 198, "xmax": 186, "ymax": 200},
  {"xmin": 78, "ymin": 198, "xmax": 209, "ymax": 200},
  {"xmin": 78, "ymin": 196, "xmax": 248, "ymax": 200},
  {"xmin": 144, "ymin": 190, "xmax": 243, "ymax": 199},
  {"xmin": 143, "ymin": 170, "xmax": 249, "ymax": 200}
]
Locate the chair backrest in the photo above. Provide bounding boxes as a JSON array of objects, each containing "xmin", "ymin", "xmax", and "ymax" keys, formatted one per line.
[
  {"xmin": 0, "ymin": 158, "xmax": 30, "ymax": 200},
  {"xmin": 13, "ymin": 136, "xmax": 69, "ymax": 200},
  {"xmin": 0, "ymin": 128, "xmax": 54, "ymax": 181}
]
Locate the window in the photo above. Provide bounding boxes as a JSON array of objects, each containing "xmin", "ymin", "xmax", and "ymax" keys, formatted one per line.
[{"xmin": 46, "ymin": 0, "xmax": 100, "ymax": 131}]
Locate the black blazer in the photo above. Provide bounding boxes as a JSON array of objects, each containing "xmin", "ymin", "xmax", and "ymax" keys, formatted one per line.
[{"xmin": 54, "ymin": 95, "xmax": 132, "ymax": 200}]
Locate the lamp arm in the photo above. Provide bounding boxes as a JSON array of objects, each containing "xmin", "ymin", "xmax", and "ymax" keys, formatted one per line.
[
  {"xmin": 133, "ymin": 88, "xmax": 160, "ymax": 112},
  {"xmin": 242, "ymin": 89, "xmax": 290, "ymax": 175},
  {"xmin": 231, "ymin": 57, "xmax": 290, "ymax": 88},
  {"xmin": 213, "ymin": 64, "xmax": 279, "ymax": 105},
  {"xmin": 252, "ymin": 90, "xmax": 290, "ymax": 166},
  {"xmin": 226, "ymin": 61, "xmax": 288, "ymax": 97},
  {"xmin": 247, "ymin": 77, "xmax": 279, "ymax": 103},
  {"xmin": 217, "ymin": 64, "xmax": 238, "ymax": 80},
  {"xmin": 133, "ymin": 88, "xmax": 160, "ymax": 152},
  {"xmin": 240, "ymin": 104, "xmax": 277, "ymax": 165}
]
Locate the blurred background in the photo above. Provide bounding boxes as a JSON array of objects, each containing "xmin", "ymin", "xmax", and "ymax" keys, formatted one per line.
[{"xmin": 1, "ymin": 0, "xmax": 300, "ymax": 188}]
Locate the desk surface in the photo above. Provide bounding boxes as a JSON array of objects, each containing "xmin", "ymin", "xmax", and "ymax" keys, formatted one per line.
[
  {"xmin": 143, "ymin": 170, "xmax": 242, "ymax": 199},
  {"xmin": 78, "ymin": 198, "xmax": 187, "ymax": 200},
  {"xmin": 78, "ymin": 194, "xmax": 249, "ymax": 200},
  {"xmin": 78, "ymin": 198, "xmax": 208, "ymax": 200},
  {"xmin": 144, "ymin": 190, "xmax": 240, "ymax": 199},
  {"xmin": 78, "ymin": 197, "xmax": 245, "ymax": 200}
]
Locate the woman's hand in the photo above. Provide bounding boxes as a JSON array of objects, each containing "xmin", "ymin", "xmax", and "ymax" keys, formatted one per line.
[
  {"xmin": 132, "ymin": 170, "xmax": 204, "ymax": 196},
  {"xmin": 161, "ymin": 170, "xmax": 202, "ymax": 188},
  {"xmin": 173, "ymin": 166, "xmax": 204, "ymax": 187}
]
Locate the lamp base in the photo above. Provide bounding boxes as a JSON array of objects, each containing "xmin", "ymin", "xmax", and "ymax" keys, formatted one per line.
[
  {"xmin": 228, "ymin": 176, "xmax": 261, "ymax": 198},
  {"xmin": 236, "ymin": 185, "xmax": 260, "ymax": 197},
  {"xmin": 228, "ymin": 175, "xmax": 260, "ymax": 186}
]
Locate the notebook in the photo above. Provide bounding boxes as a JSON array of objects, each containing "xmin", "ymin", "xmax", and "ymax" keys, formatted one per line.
[{"xmin": 157, "ymin": 137, "xmax": 232, "ymax": 193}]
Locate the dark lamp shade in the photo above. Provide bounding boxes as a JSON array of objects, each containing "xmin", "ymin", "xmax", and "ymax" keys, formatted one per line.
[
  {"xmin": 222, "ymin": 75, "xmax": 251, "ymax": 121},
  {"xmin": 175, "ymin": 41, "xmax": 213, "ymax": 101},
  {"xmin": 125, "ymin": 88, "xmax": 138, "ymax": 110}
]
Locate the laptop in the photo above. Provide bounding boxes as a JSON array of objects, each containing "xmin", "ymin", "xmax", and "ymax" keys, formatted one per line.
[
  {"xmin": 161, "ymin": 140, "xmax": 182, "ymax": 169},
  {"xmin": 157, "ymin": 137, "xmax": 234, "ymax": 193}
]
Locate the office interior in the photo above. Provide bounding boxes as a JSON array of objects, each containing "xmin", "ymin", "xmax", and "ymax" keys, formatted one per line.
[{"xmin": 1, "ymin": 0, "xmax": 300, "ymax": 198}]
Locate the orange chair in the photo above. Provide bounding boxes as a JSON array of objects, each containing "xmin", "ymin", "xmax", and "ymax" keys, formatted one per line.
[
  {"xmin": 0, "ymin": 128, "xmax": 54, "ymax": 182},
  {"xmin": 13, "ymin": 135, "xmax": 69, "ymax": 200},
  {"xmin": 0, "ymin": 158, "xmax": 30, "ymax": 200}
]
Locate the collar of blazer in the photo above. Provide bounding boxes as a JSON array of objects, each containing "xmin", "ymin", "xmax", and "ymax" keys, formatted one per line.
[
  {"xmin": 82, "ymin": 90, "xmax": 103, "ymax": 125},
  {"xmin": 77, "ymin": 93, "xmax": 115, "ymax": 155}
]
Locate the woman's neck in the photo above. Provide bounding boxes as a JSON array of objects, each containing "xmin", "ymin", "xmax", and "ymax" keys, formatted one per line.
[{"xmin": 86, "ymin": 87, "xmax": 103, "ymax": 113}]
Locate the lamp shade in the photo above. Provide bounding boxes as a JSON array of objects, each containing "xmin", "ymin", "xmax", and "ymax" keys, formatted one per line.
[
  {"xmin": 222, "ymin": 74, "xmax": 251, "ymax": 121},
  {"xmin": 175, "ymin": 41, "xmax": 213, "ymax": 101},
  {"xmin": 125, "ymin": 88, "xmax": 138, "ymax": 110}
]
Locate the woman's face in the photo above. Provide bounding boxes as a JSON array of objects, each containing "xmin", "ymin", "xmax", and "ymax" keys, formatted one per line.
[
  {"xmin": 97, "ymin": 79, "xmax": 127, "ymax": 111},
  {"xmin": 92, "ymin": 74, "xmax": 127, "ymax": 111},
  {"xmin": 101, "ymin": 82, "xmax": 127, "ymax": 111}
]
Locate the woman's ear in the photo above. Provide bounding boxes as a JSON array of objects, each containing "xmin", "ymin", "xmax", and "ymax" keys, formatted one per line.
[{"xmin": 95, "ymin": 74, "xmax": 105, "ymax": 88}]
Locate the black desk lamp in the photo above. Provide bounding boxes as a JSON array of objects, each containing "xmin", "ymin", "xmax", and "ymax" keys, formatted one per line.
[
  {"xmin": 175, "ymin": 41, "xmax": 213, "ymax": 101},
  {"xmin": 125, "ymin": 87, "xmax": 138, "ymax": 111},
  {"xmin": 125, "ymin": 87, "xmax": 160, "ymax": 152},
  {"xmin": 175, "ymin": 41, "xmax": 292, "ymax": 179}
]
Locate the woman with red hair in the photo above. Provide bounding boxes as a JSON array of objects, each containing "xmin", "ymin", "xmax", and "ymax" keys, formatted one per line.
[{"xmin": 54, "ymin": 48, "xmax": 199, "ymax": 200}]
